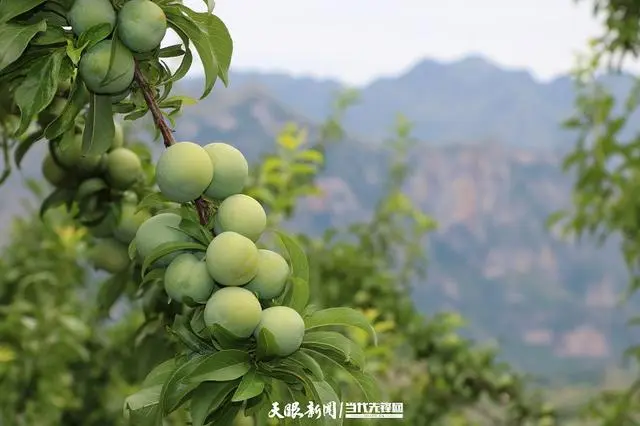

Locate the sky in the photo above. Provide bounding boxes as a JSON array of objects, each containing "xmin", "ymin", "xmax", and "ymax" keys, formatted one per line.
[{"xmin": 178, "ymin": 0, "xmax": 617, "ymax": 86}]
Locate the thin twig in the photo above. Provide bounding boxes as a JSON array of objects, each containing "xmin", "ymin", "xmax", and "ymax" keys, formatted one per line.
[{"xmin": 133, "ymin": 63, "xmax": 210, "ymax": 226}]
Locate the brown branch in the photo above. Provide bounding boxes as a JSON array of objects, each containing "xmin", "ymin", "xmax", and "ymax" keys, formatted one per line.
[{"xmin": 133, "ymin": 63, "xmax": 210, "ymax": 227}]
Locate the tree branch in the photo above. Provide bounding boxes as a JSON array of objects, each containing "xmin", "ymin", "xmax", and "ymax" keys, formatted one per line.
[{"xmin": 133, "ymin": 63, "xmax": 210, "ymax": 226}]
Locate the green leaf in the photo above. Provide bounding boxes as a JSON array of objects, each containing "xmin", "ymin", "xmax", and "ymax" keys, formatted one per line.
[
  {"xmin": 282, "ymin": 276, "xmax": 310, "ymax": 316},
  {"xmin": 128, "ymin": 239, "xmax": 138, "ymax": 261},
  {"xmin": 141, "ymin": 241, "xmax": 206, "ymax": 275},
  {"xmin": 231, "ymin": 369, "xmax": 265, "ymax": 402},
  {"xmin": 170, "ymin": 314, "xmax": 215, "ymax": 353},
  {"xmin": 190, "ymin": 380, "xmax": 239, "ymax": 426},
  {"xmin": 32, "ymin": 26, "xmax": 66, "ymax": 46},
  {"xmin": 137, "ymin": 192, "xmax": 172, "ymax": 213},
  {"xmin": 256, "ymin": 327, "xmax": 281, "ymax": 360},
  {"xmin": 123, "ymin": 385, "xmax": 162, "ymax": 426},
  {"xmin": 168, "ymin": 218, "xmax": 211, "ymax": 246},
  {"xmin": 45, "ymin": 79, "xmax": 89, "ymax": 140},
  {"xmin": 306, "ymin": 350, "xmax": 380, "ymax": 402},
  {"xmin": 209, "ymin": 324, "xmax": 253, "ymax": 351},
  {"xmin": 96, "ymin": 271, "xmax": 129, "ymax": 315},
  {"xmin": 275, "ymin": 231, "xmax": 309, "ymax": 282},
  {"xmin": 187, "ymin": 11, "xmax": 233, "ymax": 86},
  {"xmin": 202, "ymin": 0, "xmax": 216, "ymax": 13},
  {"xmin": 205, "ymin": 401, "xmax": 243, "ymax": 425},
  {"xmin": 77, "ymin": 23, "xmax": 112, "ymax": 51},
  {"xmin": 0, "ymin": 0, "xmax": 47, "ymax": 23},
  {"xmin": 304, "ymin": 308, "xmax": 377, "ymax": 346},
  {"xmin": 82, "ymin": 93, "xmax": 115, "ymax": 156},
  {"xmin": 14, "ymin": 48, "xmax": 64, "ymax": 135},
  {"xmin": 187, "ymin": 349, "xmax": 251, "ymax": 382},
  {"xmin": 285, "ymin": 350, "xmax": 324, "ymax": 381},
  {"xmin": 14, "ymin": 129, "xmax": 44, "ymax": 168},
  {"xmin": 39, "ymin": 188, "xmax": 74, "ymax": 218},
  {"xmin": 312, "ymin": 381, "xmax": 343, "ymax": 426},
  {"xmin": 0, "ymin": 21, "xmax": 47, "ymax": 72},
  {"xmin": 160, "ymin": 354, "xmax": 209, "ymax": 413},
  {"xmin": 302, "ymin": 331, "xmax": 365, "ymax": 369},
  {"xmin": 142, "ymin": 359, "xmax": 178, "ymax": 387}
]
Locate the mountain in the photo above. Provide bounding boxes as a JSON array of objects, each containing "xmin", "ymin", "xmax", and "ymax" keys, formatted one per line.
[{"xmin": 2, "ymin": 56, "xmax": 638, "ymax": 382}]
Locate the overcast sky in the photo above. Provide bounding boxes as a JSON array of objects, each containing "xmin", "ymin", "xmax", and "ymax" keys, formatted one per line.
[{"xmin": 179, "ymin": 0, "xmax": 618, "ymax": 85}]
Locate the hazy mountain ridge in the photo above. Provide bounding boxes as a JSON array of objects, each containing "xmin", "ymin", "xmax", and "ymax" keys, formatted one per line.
[{"xmin": 3, "ymin": 56, "xmax": 637, "ymax": 380}]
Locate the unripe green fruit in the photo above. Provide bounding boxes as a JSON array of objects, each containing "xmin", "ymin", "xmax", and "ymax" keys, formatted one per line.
[
  {"xmin": 213, "ymin": 194, "xmax": 266, "ymax": 242},
  {"xmin": 87, "ymin": 238, "xmax": 130, "ymax": 273},
  {"xmin": 156, "ymin": 142, "xmax": 213, "ymax": 203},
  {"xmin": 244, "ymin": 250, "xmax": 289, "ymax": 299},
  {"xmin": 42, "ymin": 155, "xmax": 73, "ymax": 188},
  {"xmin": 112, "ymin": 121, "xmax": 124, "ymax": 150},
  {"xmin": 53, "ymin": 134, "xmax": 103, "ymax": 173},
  {"xmin": 233, "ymin": 413, "xmax": 255, "ymax": 426},
  {"xmin": 134, "ymin": 213, "xmax": 193, "ymax": 266},
  {"xmin": 205, "ymin": 232, "xmax": 259, "ymax": 287},
  {"xmin": 67, "ymin": 0, "xmax": 116, "ymax": 37},
  {"xmin": 203, "ymin": 143, "xmax": 249, "ymax": 200},
  {"xmin": 118, "ymin": 0, "xmax": 167, "ymax": 53},
  {"xmin": 203, "ymin": 287, "xmax": 262, "ymax": 338},
  {"xmin": 254, "ymin": 306, "xmax": 305, "ymax": 357},
  {"xmin": 113, "ymin": 203, "xmax": 151, "ymax": 244},
  {"xmin": 79, "ymin": 40, "xmax": 135, "ymax": 95},
  {"xmin": 106, "ymin": 147, "xmax": 142, "ymax": 190},
  {"xmin": 164, "ymin": 253, "xmax": 216, "ymax": 304}
]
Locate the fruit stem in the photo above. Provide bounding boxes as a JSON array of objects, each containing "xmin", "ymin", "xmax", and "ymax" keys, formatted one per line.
[{"xmin": 133, "ymin": 63, "xmax": 210, "ymax": 227}]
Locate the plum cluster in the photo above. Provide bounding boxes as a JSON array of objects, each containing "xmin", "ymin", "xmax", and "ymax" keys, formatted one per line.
[
  {"xmin": 68, "ymin": 0, "xmax": 168, "ymax": 95},
  {"xmin": 134, "ymin": 142, "xmax": 306, "ymax": 357}
]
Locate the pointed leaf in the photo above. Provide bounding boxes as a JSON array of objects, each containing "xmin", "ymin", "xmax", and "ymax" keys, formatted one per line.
[
  {"xmin": 15, "ymin": 49, "xmax": 64, "ymax": 135},
  {"xmin": 82, "ymin": 93, "xmax": 115, "ymax": 156},
  {"xmin": 0, "ymin": 20, "xmax": 47, "ymax": 71},
  {"xmin": 285, "ymin": 350, "xmax": 324, "ymax": 381},
  {"xmin": 282, "ymin": 276, "xmax": 310, "ymax": 315},
  {"xmin": 143, "ymin": 359, "xmax": 179, "ymax": 387},
  {"xmin": 141, "ymin": 241, "xmax": 206, "ymax": 275},
  {"xmin": 39, "ymin": 188, "xmax": 75, "ymax": 218},
  {"xmin": 302, "ymin": 331, "xmax": 365, "ymax": 369},
  {"xmin": 123, "ymin": 385, "xmax": 162, "ymax": 425},
  {"xmin": 231, "ymin": 369, "xmax": 265, "ymax": 402},
  {"xmin": 190, "ymin": 380, "xmax": 239, "ymax": 426},
  {"xmin": 14, "ymin": 130, "xmax": 44, "ymax": 168},
  {"xmin": 45, "ymin": 79, "xmax": 89, "ymax": 140},
  {"xmin": 304, "ymin": 308, "xmax": 377, "ymax": 346},
  {"xmin": 160, "ymin": 354, "xmax": 210, "ymax": 413},
  {"xmin": 187, "ymin": 349, "xmax": 251, "ymax": 382},
  {"xmin": 275, "ymin": 231, "xmax": 309, "ymax": 282},
  {"xmin": 0, "ymin": 0, "xmax": 47, "ymax": 22}
]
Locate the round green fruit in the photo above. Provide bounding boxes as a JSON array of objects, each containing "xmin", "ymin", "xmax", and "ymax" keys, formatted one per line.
[
  {"xmin": 134, "ymin": 213, "xmax": 193, "ymax": 266},
  {"xmin": 205, "ymin": 231, "xmax": 258, "ymax": 287},
  {"xmin": 68, "ymin": 0, "xmax": 116, "ymax": 37},
  {"xmin": 155, "ymin": 142, "xmax": 213, "ymax": 203},
  {"xmin": 213, "ymin": 194, "xmax": 266, "ymax": 242},
  {"xmin": 254, "ymin": 306, "xmax": 305, "ymax": 357},
  {"xmin": 79, "ymin": 40, "xmax": 135, "ymax": 95},
  {"xmin": 233, "ymin": 413, "xmax": 255, "ymax": 426},
  {"xmin": 53, "ymin": 134, "xmax": 103, "ymax": 173},
  {"xmin": 203, "ymin": 287, "xmax": 262, "ymax": 338},
  {"xmin": 164, "ymin": 253, "xmax": 216, "ymax": 304},
  {"xmin": 113, "ymin": 203, "xmax": 151, "ymax": 244},
  {"xmin": 244, "ymin": 250, "xmax": 289, "ymax": 300},
  {"xmin": 42, "ymin": 155, "xmax": 73, "ymax": 188},
  {"xmin": 105, "ymin": 147, "xmax": 142, "ymax": 190},
  {"xmin": 117, "ymin": 0, "xmax": 167, "ymax": 53},
  {"xmin": 203, "ymin": 143, "xmax": 249, "ymax": 200},
  {"xmin": 87, "ymin": 238, "xmax": 130, "ymax": 273}
]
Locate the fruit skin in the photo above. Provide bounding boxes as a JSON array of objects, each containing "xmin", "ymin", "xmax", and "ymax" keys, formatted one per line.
[
  {"xmin": 134, "ymin": 213, "xmax": 193, "ymax": 266},
  {"xmin": 205, "ymin": 232, "xmax": 259, "ymax": 287},
  {"xmin": 53, "ymin": 134, "xmax": 103, "ymax": 173},
  {"xmin": 42, "ymin": 155, "xmax": 73, "ymax": 188},
  {"xmin": 106, "ymin": 148, "xmax": 142, "ymax": 190},
  {"xmin": 113, "ymin": 203, "xmax": 151, "ymax": 244},
  {"xmin": 164, "ymin": 253, "xmax": 217, "ymax": 304},
  {"xmin": 214, "ymin": 194, "xmax": 266, "ymax": 242},
  {"xmin": 155, "ymin": 142, "xmax": 214, "ymax": 203},
  {"xmin": 254, "ymin": 306, "xmax": 305, "ymax": 357},
  {"xmin": 232, "ymin": 413, "xmax": 255, "ymax": 426},
  {"xmin": 87, "ymin": 238, "xmax": 130, "ymax": 273},
  {"xmin": 117, "ymin": 0, "xmax": 167, "ymax": 53},
  {"xmin": 203, "ymin": 287, "xmax": 262, "ymax": 338},
  {"xmin": 203, "ymin": 143, "xmax": 249, "ymax": 200},
  {"xmin": 244, "ymin": 250, "xmax": 289, "ymax": 300},
  {"xmin": 67, "ymin": 0, "xmax": 116, "ymax": 37},
  {"xmin": 79, "ymin": 40, "xmax": 135, "ymax": 95}
]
